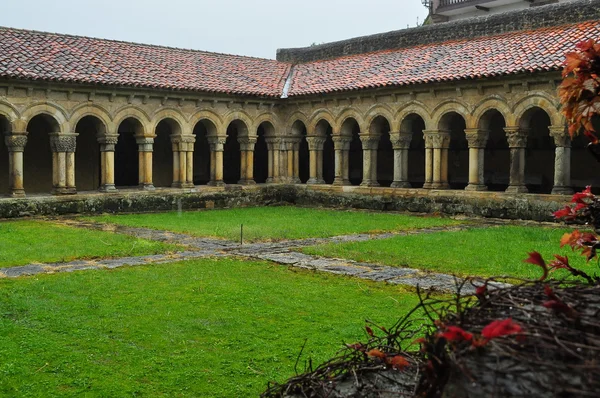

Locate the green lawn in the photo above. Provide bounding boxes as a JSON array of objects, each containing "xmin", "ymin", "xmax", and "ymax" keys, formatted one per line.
[
  {"xmin": 85, "ymin": 207, "xmax": 462, "ymax": 242},
  {"xmin": 0, "ymin": 220, "xmax": 176, "ymax": 268},
  {"xmin": 302, "ymin": 225, "xmax": 598, "ymax": 280},
  {"xmin": 0, "ymin": 259, "xmax": 419, "ymax": 397}
]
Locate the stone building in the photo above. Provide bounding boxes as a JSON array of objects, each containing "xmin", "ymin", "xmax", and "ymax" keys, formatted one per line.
[{"xmin": 0, "ymin": 0, "xmax": 599, "ymax": 201}]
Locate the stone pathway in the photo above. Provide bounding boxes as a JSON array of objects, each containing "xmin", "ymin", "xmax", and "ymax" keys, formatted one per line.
[{"xmin": 0, "ymin": 218, "xmax": 508, "ymax": 293}]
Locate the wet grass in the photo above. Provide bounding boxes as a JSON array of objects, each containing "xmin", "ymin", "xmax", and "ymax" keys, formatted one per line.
[
  {"xmin": 302, "ymin": 225, "xmax": 599, "ymax": 280},
  {"xmin": 0, "ymin": 220, "xmax": 177, "ymax": 269},
  {"xmin": 85, "ymin": 206, "xmax": 463, "ymax": 242},
  {"xmin": 0, "ymin": 258, "xmax": 420, "ymax": 397}
]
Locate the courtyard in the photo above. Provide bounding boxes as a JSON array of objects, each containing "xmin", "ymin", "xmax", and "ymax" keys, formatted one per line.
[{"xmin": 0, "ymin": 206, "xmax": 593, "ymax": 397}]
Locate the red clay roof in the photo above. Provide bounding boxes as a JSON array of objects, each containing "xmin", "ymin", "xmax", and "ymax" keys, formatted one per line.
[
  {"xmin": 0, "ymin": 27, "xmax": 291, "ymax": 97},
  {"xmin": 0, "ymin": 21, "xmax": 598, "ymax": 98},
  {"xmin": 286, "ymin": 20, "xmax": 600, "ymax": 97}
]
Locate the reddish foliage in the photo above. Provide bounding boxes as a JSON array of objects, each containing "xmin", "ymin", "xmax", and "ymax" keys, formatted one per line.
[
  {"xmin": 366, "ymin": 349, "xmax": 386, "ymax": 359},
  {"xmin": 438, "ymin": 326, "xmax": 473, "ymax": 343},
  {"xmin": 524, "ymin": 251, "xmax": 549, "ymax": 281},
  {"xmin": 481, "ymin": 319, "xmax": 523, "ymax": 340},
  {"xmin": 386, "ymin": 355, "xmax": 410, "ymax": 370}
]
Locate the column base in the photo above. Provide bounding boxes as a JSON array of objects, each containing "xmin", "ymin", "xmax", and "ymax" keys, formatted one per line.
[
  {"xmin": 238, "ymin": 179, "xmax": 257, "ymax": 186},
  {"xmin": 506, "ymin": 185, "xmax": 528, "ymax": 194},
  {"xmin": 465, "ymin": 184, "xmax": 488, "ymax": 192},
  {"xmin": 171, "ymin": 182, "xmax": 184, "ymax": 188},
  {"xmin": 141, "ymin": 184, "xmax": 155, "ymax": 191},
  {"xmin": 391, "ymin": 181, "xmax": 411, "ymax": 188},
  {"xmin": 307, "ymin": 178, "xmax": 326, "ymax": 185},
  {"xmin": 99, "ymin": 184, "xmax": 118, "ymax": 193},
  {"xmin": 10, "ymin": 189, "xmax": 25, "ymax": 198},
  {"xmin": 52, "ymin": 187, "xmax": 77, "ymax": 195},
  {"xmin": 422, "ymin": 182, "xmax": 433, "ymax": 190},
  {"xmin": 208, "ymin": 181, "xmax": 225, "ymax": 187},
  {"xmin": 360, "ymin": 181, "xmax": 380, "ymax": 188},
  {"xmin": 431, "ymin": 182, "xmax": 450, "ymax": 190},
  {"xmin": 333, "ymin": 178, "xmax": 350, "ymax": 186},
  {"xmin": 291, "ymin": 178, "xmax": 301, "ymax": 185},
  {"xmin": 551, "ymin": 186, "xmax": 574, "ymax": 195},
  {"xmin": 181, "ymin": 182, "xmax": 195, "ymax": 189}
]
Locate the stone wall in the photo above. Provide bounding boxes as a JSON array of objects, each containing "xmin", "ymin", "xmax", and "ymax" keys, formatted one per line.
[{"xmin": 276, "ymin": 0, "xmax": 600, "ymax": 63}]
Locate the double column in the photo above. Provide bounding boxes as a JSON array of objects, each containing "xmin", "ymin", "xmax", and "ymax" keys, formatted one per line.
[
  {"xmin": 136, "ymin": 137, "xmax": 155, "ymax": 190},
  {"xmin": 360, "ymin": 135, "xmax": 379, "ymax": 187},
  {"xmin": 390, "ymin": 131, "xmax": 412, "ymax": 188},
  {"xmin": 265, "ymin": 138, "xmax": 282, "ymax": 183},
  {"xmin": 465, "ymin": 129, "xmax": 489, "ymax": 191},
  {"xmin": 99, "ymin": 135, "xmax": 118, "ymax": 192},
  {"xmin": 49, "ymin": 133, "xmax": 77, "ymax": 195},
  {"xmin": 207, "ymin": 136, "xmax": 226, "ymax": 186},
  {"xmin": 306, "ymin": 136, "xmax": 326, "ymax": 184},
  {"xmin": 505, "ymin": 127, "xmax": 528, "ymax": 193},
  {"xmin": 282, "ymin": 137, "xmax": 301, "ymax": 184},
  {"xmin": 332, "ymin": 136, "xmax": 352, "ymax": 186},
  {"xmin": 550, "ymin": 126, "xmax": 573, "ymax": 195},
  {"xmin": 171, "ymin": 136, "xmax": 195, "ymax": 189},
  {"xmin": 5, "ymin": 132, "xmax": 28, "ymax": 197},
  {"xmin": 238, "ymin": 137, "xmax": 257, "ymax": 185},
  {"xmin": 424, "ymin": 130, "xmax": 450, "ymax": 189}
]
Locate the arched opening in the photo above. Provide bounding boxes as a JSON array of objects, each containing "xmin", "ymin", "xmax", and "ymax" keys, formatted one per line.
[
  {"xmin": 193, "ymin": 120, "xmax": 214, "ymax": 186},
  {"xmin": 480, "ymin": 110, "xmax": 509, "ymax": 192},
  {"xmin": 255, "ymin": 122, "xmax": 271, "ymax": 184},
  {"xmin": 403, "ymin": 114, "xmax": 426, "ymax": 188},
  {"xmin": 74, "ymin": 116, "xmax": 102, "ymax": 191},
  {"xmin": 291, "ymin": 121, "xmax": 309, "ymax": 184},
  {"xmin": 440, "ymin": 112, "xmax": 468, "ymax": 190},
  {"xmin": 341, "ymin": 118, "xmax": 362, "ymax": 186},
  {"xmin": 521, "ymin": 108, "xmax": 554, "ymax": 194},
  {"xmin": 315, "ymin": 120, "xmax": 335, "ymax": 185},
  {"xmin": 371, "ymin": 116, "xmax": 393, "ymax": 187},
  {"xmin": 0, "ymin": 115, "xmax": 11, "ymax": 195},
  {"xmin": 115, "ymin": 118, "xmax": 142, "ymax": 188},
  {"xmin": 154, "ymin": 119, "xmax": 178, "ymax": 188},
  {"xmin": 571, "ymin": 115, "xmax": 600, "ymax": 193},
  {"xmin": 25, "ymin": 114, "xmax": 59, "ymax": 194},
  {"xmin": 224, "ymin": 120, "xmax": 245, "ymax": 184}
]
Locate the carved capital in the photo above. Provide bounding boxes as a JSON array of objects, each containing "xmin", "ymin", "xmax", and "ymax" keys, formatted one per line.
[
  {"xmin": 50, "ymin": 134, "xmax": 77, "ymax": 152},
  {"xmin": 390, "ymin": 132, "xmax": 412, "ymax": 150},
  {"xmin": 306, "ymin": 136, "xmax": 326, "ymax": 151},
  {"xmin": 549, "ymin": 126, "xmax": 571, "ymax": 148},
  {"xmin": 207, "ymin": 135, "xmax": 227, "ymax": 151},
  {"xmin": 423, "ymin": 130, "xmax": 450, "ymax": 149},
  {"xmin": 505, "ymin": 127, "xmax": 527, "ymax": 148},
  {"xmin": 98, "ymin": 135, "xmax": 119, "ymax": 146},
  {"xmin": 465, "ymin": 129, "xmax": 489, "ymax": 149},
  {"xmin": 238, "ymin": 137, "xmax": 258, "ymax": 151},
  {"xmin": 4, "ymin": 134, "xmax": 28, "ymax": 151},
  {"xmin": 332, "ymin": 136, "xmax": 352, "ymax": 151},
  {"xmin": 360, "ymin": 135, "xmax": 379, "ymax": 150}
]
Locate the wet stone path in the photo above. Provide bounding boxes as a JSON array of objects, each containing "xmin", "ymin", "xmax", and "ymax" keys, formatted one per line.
[{"xmin": 0, "ymin": 218, "xmax": 508, "ymax": 293}]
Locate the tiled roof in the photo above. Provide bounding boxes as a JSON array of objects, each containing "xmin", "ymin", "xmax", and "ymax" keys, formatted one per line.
[
  {"xmin": 0, "ymin": 27, "xmax": 291, "ymax": 97},
  {"xmin": 286, "ymin": 21, "xmax": 600, "ymax": 97}
]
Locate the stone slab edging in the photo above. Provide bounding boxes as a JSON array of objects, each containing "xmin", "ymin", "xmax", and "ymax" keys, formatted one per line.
[{"xmin": 0, "ymin": 184, "xmax": 567, "ymax": 222}]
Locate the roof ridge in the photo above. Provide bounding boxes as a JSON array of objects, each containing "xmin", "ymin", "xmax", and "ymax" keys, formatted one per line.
[{"xmin": 0, "ymin": 25, "xmax": 286, "ymax": 63}]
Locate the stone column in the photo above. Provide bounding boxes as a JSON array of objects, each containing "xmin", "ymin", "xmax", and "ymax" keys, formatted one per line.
[
  {"xmin": 390, "ymin": 131, "xmax": 412, "ymax": 188},
  {"xmin": 332, "ymin": 136, "xmax": 351, "ymax": 186},
  {"xmin": 550, "ymin": 126, "xmax": 573, "ymax": 195},
  {"xmin": 50, "ymin": 133, "xmax": 78, "ymax": 195},
  {"xmin": 98, "ymin": 135, "xmax": 118, "ymax": 192},
  {"xmin": 171, "ymin": 136, "xmax": 195, "ymax": 188},
  {"xmin": 238, "ymin": 137, "xmax": 257, "ymax": 185},
  {"xmin": 290, "ymin": 138, "xmax": 301, "ymax": 184},
  {"xmin": 4, "ymin": 133, "xmax": 27, "ymax": 197},
  {"xmin": 505, "ymin": 127, "xmax": 528, "ymax": 193},
  {"xmin": 135, "ymin": 137, "xmax": 155, "ymax": 190},
  {"xmin": 360, "ymin": 135, "xmax": 379, "ymax": 187},
  {"xmin": 171, "ymin": 136, "xmax": 182, "ymax": 188},
  {"xmin": 282, "ymin": 137, "xmax": 301, "ymax": 184},
  {"xmin": 465, "ymin": 129, "xmax": 489, "ymax": 191},
  {"xmin": 207, "ymin": 136, "xmax": 226, "ymax": 186},
  {"xmin": 265, "ymin": 138, "xmax": 282, "ymax": 183},
  {"xmin": 423, "ymin": 132, "xmax": 434, "ymax": 189},
  {"xmin": 306, "ymin": 136, "xmax": 326, "ymax": 184},
  {"xmin": 427, "ymin": 130, "xmax": 450, "ymax": 189}
]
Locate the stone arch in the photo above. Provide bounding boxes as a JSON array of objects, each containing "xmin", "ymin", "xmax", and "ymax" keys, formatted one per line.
[
  {"xmin": 255, "ymin": 121, "xmax": 274, "ymax": 184},
  {"xmin": 25, "ymin": 112, "xmax": 63, "ymax": 194},
  {"xmin": 472, "ymin": 96, "xmax": 514, "ymax": 128},
  {"xmin": 113, "ymin": 106, "xmax": 151, "ymax": 136},
  {"xmin": 21, "ymin": 102, "xmax": 69, "ymax": 133},
  {"xmin": 431, "ymin": 99, "xmax": 471, "ymax": 129},
  {"xmin": 479, "ymin": 109, "xmax": 510, "ymax": 191},
  {"xmin": 520, "ymin": 106, "xmax": 555, "ymax": 193},
  {"xmin": 252, "ymin": 113, "xmax": 280, "ymax": 135},
  {"xmin": 513, "ymin": 93, "xmax": 562, "ymax": 128},
  {"xmin": 0, "ymin": 100, "xmax": 20, "ymax": 127},
  {"xmin": 151, "ymin": 108, "xmax": 190, "ymax": 135},
  {"xmin": 189, "ymin": 110, "xmax": 223, "ymax": 135},
  {"xmin": 335, "ymin": 108, "xmax": 365, "ymax": 133},
  {"xmin": 290, "ymin": 120, "xmax": 309, "ymax": 184},
  {"xmin": 308, "ymin": 110, "xmax": 336, "ymax": 134},
  {"xmin": 74, "ymin": 115, "xmax": 104, "ymax": 191},
  {"xmin": 115, "ymin": 116, "xmax": 145, "ymax": 187},
  {"xmin": 437, "ymin": 111, "xmax": 469, "ymax": 189},
  {"xmin": 286, "ymin": 111, "xmax": 309, "ymax": 132},
  {"xmin": 223, "ymin": 118, "xmax": 248, "ymax": 184},
  {"xmin": 192, "ymin": 117, "xmax": 217, "ymax": 186},
  {"xmin": 364, "ymin": 104, "xmax": 394, "ymax": 133},
  {"xmin": 0, "ymin": 106, "xmax": 16, "ymax": 195},
  {"xmin": 401, "ymin": 113, "xmax": 427, "ymax": 188},
  {"xmin": 339, "ymin": 116, "xmax": 363, "ymax": 185},
  {"xmin": 223, "ymin": 110, "xmax": 253, "ymax": 137},
  {"xmin": 394, "ymin": 101, "xmax": 432, "ymax": 132},
  {"xmin": 369, "ymin": 115, "xmax": 393, "ymax": 186},
  {"xmin": 69, "ymin": 103, "xmax": 112, "ymax": 135},
  {"xmin": 153, "ymin": 117, "xmax": 182, "ymax": 187}
]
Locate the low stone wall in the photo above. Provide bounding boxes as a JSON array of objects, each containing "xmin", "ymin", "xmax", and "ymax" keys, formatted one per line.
[
  {"xmin": 276, "ymin": 0, "xmax": 600, "ymax": 63},
  {"xmin": 0, "ymin": 185, "xmax": 567, "ymax": 222}
]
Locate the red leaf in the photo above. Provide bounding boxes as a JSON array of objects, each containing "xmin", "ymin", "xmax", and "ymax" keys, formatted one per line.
[
  {"xmin": 548, "ymin": 254, "xmax": 572, "ymax": 272},
  {"xmin": 571, "ymin": 186, "xmax": 593, "ymax": 204},
  {"xmin": 367, "ymin": 349, "xmax": 386, "ymax": 359},
  {"xmin": 543, "ymin": 300, "xmax": 579, "ymax": 319},
  {"xmin": 387, "ymin": 355, "xmax": 409, "ymax": 370},
  {"xmin": 481, "ymin": 318, "xmax": 523, "ymax": 340},
  {"xmin": 475, "ymin": 284, "xmax": 487, "ymax": 298},
  {"xmin": 523, "ymin": 252, "xmax": 548, "ymax": 281},
  {"xmin": 365, "ymin": 326, "xmax": 374, "ymax": 337},
  {"xmin": 439, "ymin": 326, "xmax": 473, "ymax": 343}
]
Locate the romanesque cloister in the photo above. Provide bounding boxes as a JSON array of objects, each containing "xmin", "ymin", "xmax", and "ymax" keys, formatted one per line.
[{"xmin": 1, "ymin": 0, "xmax": 599, "ymax": 201}]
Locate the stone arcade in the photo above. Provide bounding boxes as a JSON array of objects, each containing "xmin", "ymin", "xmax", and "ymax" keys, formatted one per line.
[{"xmin": 1, "ymin": 1, "xmax": 599, "ymax": 209}]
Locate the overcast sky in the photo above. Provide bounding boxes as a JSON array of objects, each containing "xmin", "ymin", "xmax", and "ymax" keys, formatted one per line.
[{"xmin": 0, "ymin": 0, "xmax": 428, "ymax": 59}]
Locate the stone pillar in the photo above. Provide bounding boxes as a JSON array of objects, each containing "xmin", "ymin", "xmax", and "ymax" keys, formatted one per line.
[
  {"xmin": 332, "ymin": 136, "xmax": 352, "ymax": 186},
  {"xmin": 550, "ymin": 126, "xmax": 573, "ymax": 195},
  {"xmin": 423, "ymin": 132, "xmax": 434, "ymax": 189},
  {"xmin": 390, "ymin": 131, "xmax": 412, "ymax": 188},
  {"xmin": 49, "ymin": 133, "xmax": 78, "ymax": 195},
  {"xmin": 207, "ymin": 136, "xmax": 226, "ymax": 186},
  {"xmin": 98, "ymin": 135, "xmax": 118, "ymax": 192},
  {"xmin": 171, "ymin": 136, "xmax": 195, "ymax": 189},
  {"xmin": 265, "ymin": 138, "xmax": 283, "ymax": 183},
  {"xmin": 289, "ymin": 138, "xmax": 301, "ymax": 184},
  {"xmin": 238, "ymin": 137, "xmax": 257, "ymax": 185},
  {"xmin": 360, "ymin": 135, "xmax": 379, "ymax": 187},
  {"xmin": 505, "ymin": 127, "xmax": 528, "ymax": 193},
  {"xmin": 465, "ymin": 129, "xmax": 489, "ymax": 191},
  {"xmin": 4, "ymin": 133, "xmax": 27, "ymax": 197},
  {"xmin": 135, "ymin": 137, "xmax": 155, "ymax": 190},
  {"xmin": 426, "ymin": 130, "xmax": 450, "ymax": 189},
  {"xmin": 306, "ymin": 136, "xmax": 326, "ymax": 184}
]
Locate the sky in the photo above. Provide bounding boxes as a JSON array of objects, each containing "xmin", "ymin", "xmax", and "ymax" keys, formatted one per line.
[{"xmin": 0, "ymin": 0, "xmax": 429, "ymax": 59}]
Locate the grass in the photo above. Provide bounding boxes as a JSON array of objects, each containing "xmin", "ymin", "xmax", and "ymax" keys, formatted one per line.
[
  {"xmin": 0, "ymin": 220, "xmax": 177, "ymax": 268},
  {"xmin": 0, "ymin": 258, "xmax": 421, "ymax": 397},
  {"xmin": 85, "ymin": 206, "xmax": 463, "ymax": 242},
  {"xmin": 302, "ymin": 225, "xmax": 600, "ymax": 280}
]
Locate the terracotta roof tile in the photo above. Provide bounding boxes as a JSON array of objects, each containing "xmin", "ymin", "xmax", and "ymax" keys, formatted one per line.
[
  {"xmin": 0, "ymin": 27, "xmax": 291, "ymax": 97},
  {"xmin": 287, "ymin": 21, "xmax": 600, "ymax": 97}
]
